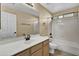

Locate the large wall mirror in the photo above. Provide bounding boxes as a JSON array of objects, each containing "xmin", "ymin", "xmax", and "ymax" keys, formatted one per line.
[
  {"xmin": 0, "ymin": 4, "xmax": 1, "ymax": 29},
  {"xmin": 0, "ymin": 12, "xmax": 1, "ymax": 29}
]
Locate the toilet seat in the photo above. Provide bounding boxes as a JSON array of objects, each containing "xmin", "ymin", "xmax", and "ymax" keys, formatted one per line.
[{"xmin": 49, "ymin": 43, "xmax": 58, "ymax": 49}]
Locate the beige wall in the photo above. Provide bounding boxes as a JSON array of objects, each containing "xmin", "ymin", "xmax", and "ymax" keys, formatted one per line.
[
  {"xmin": 1, "ymin": 4, "xmax": 38, "ymax": 37},
  {"xmin": 34, "ymin": 4, "xmax": 52, "ymax": 36}
]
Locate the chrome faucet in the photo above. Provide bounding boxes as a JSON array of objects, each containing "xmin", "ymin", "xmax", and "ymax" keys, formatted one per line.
[{"xmin": 23, "ymin": 33, "xmax": 30, "ymax": 40}]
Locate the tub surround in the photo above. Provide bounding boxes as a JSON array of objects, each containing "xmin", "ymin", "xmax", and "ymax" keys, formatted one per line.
[{"xmin": 0, "ymin": 35, "xmax": 49, "ymax": 56}]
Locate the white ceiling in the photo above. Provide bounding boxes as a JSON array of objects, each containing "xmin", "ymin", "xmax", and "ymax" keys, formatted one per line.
[
  {"xmin": 2, "ymin": 3, "xmax": 79, "ymax": 16},
  {"xmin": 41, "ymin": 3, "xmax": 79, "ymax": 13}
]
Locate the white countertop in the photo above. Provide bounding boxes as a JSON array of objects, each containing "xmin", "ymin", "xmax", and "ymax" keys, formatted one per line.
[{"xmin": 0, "ymin": 35, "xmax": 48, "ymax": 56}]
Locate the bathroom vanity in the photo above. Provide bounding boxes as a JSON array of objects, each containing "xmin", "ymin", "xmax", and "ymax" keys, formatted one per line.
[
  {"xmin": 0, "ymin": 35, "xmax": 49, "ymax": 56},
  {"xmin": 14, "ymin": 39, "xmax": 49, "ymax": 56}
]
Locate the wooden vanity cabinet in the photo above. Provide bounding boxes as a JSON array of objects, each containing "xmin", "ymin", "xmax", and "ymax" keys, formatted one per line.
[
  {"xmin": 43, "ymin": 44, "xmax": 49, "ymax": 56},
  {"xmin": 30, "ymin": 43, "xmax": 42, "ymax": 54},
  {"xmin": 14, "ymin": 39, "xmax": 49, "ymax": 56},
  {"xmin": 42, "ymin": 40, "xmax": 49, "ymax": 56},
  {"xmin": 31, "ymin": 48, "xmax": 42, "ymax": 56},
  {"xmin": 30, "ymin": 43, "xmax": 43, "ymax": 56},
  {"xmin": 14, "ymin": 49, "xmax": 30, "ymax": 56}
]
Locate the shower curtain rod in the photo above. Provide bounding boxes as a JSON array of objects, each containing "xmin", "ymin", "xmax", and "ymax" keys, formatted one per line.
[
  {"xmin": 63, "ymin": 11, "xmax": 78, "ymax": 15},
  {"xmin": 53, "ymin": 11, "xmax": 79, "ymax": 17}
]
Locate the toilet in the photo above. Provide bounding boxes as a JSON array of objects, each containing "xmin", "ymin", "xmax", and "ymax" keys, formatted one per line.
[{"xmin": 49, "ymin": 40, "xmax": 58, "ymax": 54}]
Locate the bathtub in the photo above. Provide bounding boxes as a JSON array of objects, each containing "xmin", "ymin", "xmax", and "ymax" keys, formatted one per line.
[{"xmin": 49, "ymin": 38, "xmax": 79, "ymax": 55}]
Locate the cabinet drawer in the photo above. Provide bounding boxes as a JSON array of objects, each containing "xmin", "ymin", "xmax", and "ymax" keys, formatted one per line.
[
  {"xmin": 31, "ymin": 43, "xmax": 42, "ymax": 54},
  {"xmin": 15, "ymin": 49, "xmax": 30, "ymax": 56},
  {"xmin": 43, "ymin": 39, "xmax": 49, "ymax": 46},
  {"xmin": 31, "ymin": 48, "xmax": 42, "ymax": 56}
]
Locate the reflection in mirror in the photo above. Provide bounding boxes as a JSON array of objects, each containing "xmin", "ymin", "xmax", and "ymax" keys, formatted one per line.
[
  {"xmin": 0, "ymin": 12, "xmax": 16, "ymax": 40},
  {"xmin": 33, "ymin": 19, "xmax": 39, "ymax": 34}
]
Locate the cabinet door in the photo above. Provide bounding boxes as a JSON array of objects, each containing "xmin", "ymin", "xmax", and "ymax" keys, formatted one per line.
[
  {"xmin": 31, "ymin": 48, "xmax": 42, "ymax": 56},
  {"xmin": 30, "ymin": 43, "xmax": 42, "ymax": 54},
  {"xmin": 15, "ymin": 49, "xmax": 30, "ymax": 56},
  {"xmin": 43, "ymin": 44, "xmax": 49, "ymax": 56}
]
